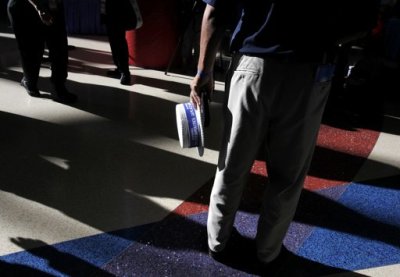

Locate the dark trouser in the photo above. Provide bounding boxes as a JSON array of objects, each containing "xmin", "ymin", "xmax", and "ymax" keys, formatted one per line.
[
  {"xmin": 105, "ymin": 21, "xmax": 130, "ymax": 75},
  {"xmin": 8, "ymin": 1, "xmax": 68, "ymax": 89}
]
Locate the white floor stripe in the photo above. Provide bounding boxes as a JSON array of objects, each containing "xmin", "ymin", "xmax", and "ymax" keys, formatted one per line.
[{"xmin": 326, "ymin": 263, "xmax": 400, "ymax": 277}]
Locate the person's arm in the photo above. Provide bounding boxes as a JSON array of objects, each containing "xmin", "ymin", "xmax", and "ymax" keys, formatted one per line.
[
  {"xmin": 190, "ymin": 3, "xmax": 226, "ymax": 109},
  {"xmin": 28, "ymin": 0, "xmax": 54, "ymax": 26}
]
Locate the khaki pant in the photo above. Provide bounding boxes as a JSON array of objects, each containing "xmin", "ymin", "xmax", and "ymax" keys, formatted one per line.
[{"xmin": 207, "ymin": 54, "xmax": 332, "ymax": 263}]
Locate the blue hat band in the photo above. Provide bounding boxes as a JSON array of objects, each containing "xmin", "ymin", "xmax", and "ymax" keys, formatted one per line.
[{"xmin": 183, "ymin": 103, "xmax": 200, "ymax": 147}]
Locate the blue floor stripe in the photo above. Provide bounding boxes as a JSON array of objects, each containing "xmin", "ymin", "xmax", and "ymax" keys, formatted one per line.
[
  {"xmin": 298, "ymin": 181, "xmax": 400, "ymax": 270},
  {"xmin": 340, "ymin": 182, "xmax": 400, "ymax": 227},
  {"xmin": 0, "ymin": 224, "xmax": 152, "ymax": 276}
]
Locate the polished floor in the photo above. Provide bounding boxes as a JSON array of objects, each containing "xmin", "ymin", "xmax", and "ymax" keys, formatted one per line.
[{"xmin": 0, "ymin": 27, "xmax": 400, "ymax": 276}]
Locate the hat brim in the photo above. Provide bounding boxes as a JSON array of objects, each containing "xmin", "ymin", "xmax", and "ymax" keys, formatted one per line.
[{"xmin": 195, "ymin": 103, "xmax": 205, "ymax": 156}]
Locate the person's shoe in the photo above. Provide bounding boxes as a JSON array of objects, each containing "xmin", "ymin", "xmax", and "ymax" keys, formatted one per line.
[
  {"xmin": 208, "ymin": 227, "xmax": 251, "ymax": 263},
  {"xmin": 256, "ymin": 245, "xmax": 291, "ymax": 277},
  {"xmin": 120, "ymin": 73, "xmax": 131, "ymax": 85},
  {"xmin": 20, "ymin": 78, "xmax": 40, "ymax": 97},
  {"xmin": 106, "ymin": 68, "xmax": 121, "ymax": 79},
  {"xmin": 208, "ymin": 227, "xmax": 260, "ymax": 274},
  {"xmin": 208, "ymin": 247, "xmax": 231, "ymax": 263},
  {"xmin": 52, "ymin": 86, "xmax": 77, "ymax": 104}
]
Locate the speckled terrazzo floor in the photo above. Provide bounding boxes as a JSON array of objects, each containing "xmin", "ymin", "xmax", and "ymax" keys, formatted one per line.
[{"xmin": 0, "ymin": 26, "xmax": 400, "ymax": 277}]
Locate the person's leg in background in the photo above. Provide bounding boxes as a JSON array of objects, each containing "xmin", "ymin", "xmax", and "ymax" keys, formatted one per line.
[
  {"xmin": 45, "ymin": 5, "xmax": 77, "ymax": 103},
  {"xmin": 105, "ymin": 20, "xmax": 131, "ymax": 85},
  {"xmin": 8, "ymin": 1, "xmax": 43, "ymax": 97}
]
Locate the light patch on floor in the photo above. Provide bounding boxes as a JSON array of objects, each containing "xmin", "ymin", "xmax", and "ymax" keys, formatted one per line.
[
  {"xmin": 355, "ymin": 131, "xmax": 400, "ymax": 182},
  {"xmin": 326, "ymin": 263, "xmax": 400, "ymax": 277}
]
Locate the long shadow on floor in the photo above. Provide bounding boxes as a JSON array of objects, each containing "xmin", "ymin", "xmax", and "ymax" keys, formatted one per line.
[
  {"xmin": 0, "ymin": 68, "xmax": 225, "ymax": 150},
  {"xmin": 0, "ymin": 238, "xmax": 112, "ymax": 277},
  {"xmin": 0, "ymin": 260, "xmax": 53, "ymax": 277}
]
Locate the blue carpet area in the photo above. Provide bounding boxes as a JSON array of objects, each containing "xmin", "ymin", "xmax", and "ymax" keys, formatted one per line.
[
  {"xmin": 103, "ymin": 212, "xmax": 256, "ymax": 276},
  {"xmin": 102, "ymin": 211, "xmax": 351, "ymax": 276},
  {"xmin": 103, "ymin": 178, "xmax": 400, "ymax": 276}
]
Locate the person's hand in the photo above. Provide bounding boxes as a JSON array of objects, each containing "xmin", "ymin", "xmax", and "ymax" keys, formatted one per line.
[
  {"xmin": 38, "ymin": 10, "xmax": 54, "ymax": 26},
  {"xmin": 190, "ymin": 70, "xmax": 213, "ymax": 109}
]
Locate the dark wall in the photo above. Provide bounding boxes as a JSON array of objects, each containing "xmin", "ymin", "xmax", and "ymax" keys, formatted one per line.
[{"xmin": 1, "ymin": 0, "xmax": 7, "ymax": 22}]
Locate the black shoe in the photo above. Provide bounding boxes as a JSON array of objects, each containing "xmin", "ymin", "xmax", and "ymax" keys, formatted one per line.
[
  {"xmin": 52, "ymin": 87, "xmax": 77, "ymax": 104},
  {"xmin": 208, "ymin": 227, "xmax": 253, "ymax": 263},
  {"xmin": 208, "ymin": 228, "xmax": 259, "ymax": 274},
  {"xmin": 106, "ymin": 69, "xmax": 121, "ymax": 79},
  {"xmin": 120, "ymin": 73, "xmax": 131, "ymax": 85},
  {"xmin": 256, "ymin": 245, "xmax": 291, "ymax": 277},
  {"xmin": 20, "ymin": 78, "xmax": 40, "ymax": 97}
]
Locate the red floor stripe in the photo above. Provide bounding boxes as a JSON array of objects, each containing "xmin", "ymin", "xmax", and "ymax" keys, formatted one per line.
[{"xmin": 175, "ymin": 124, "xmax": 380, "ymax": 215}]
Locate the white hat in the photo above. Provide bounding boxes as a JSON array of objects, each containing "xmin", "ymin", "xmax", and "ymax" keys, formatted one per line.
[{"xmin": 176, "ymin": 100, "xmax": 205, "ymax": 156}]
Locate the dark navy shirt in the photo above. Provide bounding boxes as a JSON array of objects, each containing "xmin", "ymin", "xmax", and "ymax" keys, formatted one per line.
[
  {"xmin": 204, "ymin": 0, "xmax": 378, "ymax": 58},
  {"xmin": 204, "ymin": 0, "xmax": 336, "ymax": 57}
]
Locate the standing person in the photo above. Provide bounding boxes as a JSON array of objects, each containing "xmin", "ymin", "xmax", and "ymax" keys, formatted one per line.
[
  {"xmin": 101, "ymin": 0, "xmax": 142, "ymax": 86},
  {"xmin": 7, "ymin": 0, "xmax": 77, "ymax": 103},
  {"xmin": 190, "ymin": 0, "xmax": 378, "ymax": 274}
]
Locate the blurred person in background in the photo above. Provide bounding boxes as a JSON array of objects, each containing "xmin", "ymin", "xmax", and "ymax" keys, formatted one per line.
[
  {"xmin": 7, "ymin": 0, "xmax": 77, "ymax": 103},
  {"xmin": 101, "ymin": 0, "xmax": 142, "ymax": 86}
]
